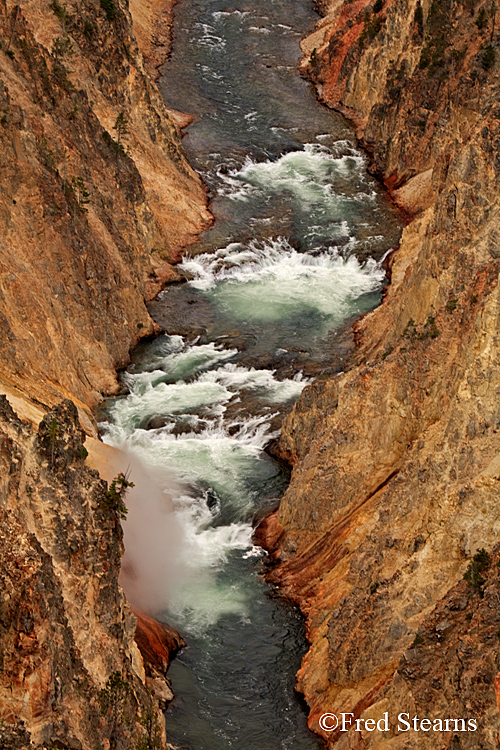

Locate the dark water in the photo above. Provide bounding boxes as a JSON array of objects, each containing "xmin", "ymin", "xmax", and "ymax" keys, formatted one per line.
[{"xmin": 102, "ymin": 0, "xmax": 402, "ymax": 747}]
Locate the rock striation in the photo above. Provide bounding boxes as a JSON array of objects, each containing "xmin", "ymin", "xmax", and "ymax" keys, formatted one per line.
[{"xmin": 260, "ymin": 0, "xmax": 500, "ymax": 746}]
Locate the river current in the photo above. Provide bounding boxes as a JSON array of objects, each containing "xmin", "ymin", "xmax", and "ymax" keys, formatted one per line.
[{"xmin": 101, "ymin": 0, "xmax": 402, "ymax": 747}]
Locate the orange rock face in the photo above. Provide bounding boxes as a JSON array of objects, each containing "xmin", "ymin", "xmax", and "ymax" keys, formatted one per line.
[
  {"xmin": 133, "ymin": 608, "xmax": 186, "ymax": 677},
  {"xmin": 260, "ymin": 0, "xmax": 500, "ymax": 746},
  {"xmin": 0, "ymin": 0, "xmax": 211, "ymax": 427}
]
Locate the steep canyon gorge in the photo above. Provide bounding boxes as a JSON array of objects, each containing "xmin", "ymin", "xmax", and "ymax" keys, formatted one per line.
[{"xmin": 1, "ymin": 0, "xmax": 500, "ymax": 747}]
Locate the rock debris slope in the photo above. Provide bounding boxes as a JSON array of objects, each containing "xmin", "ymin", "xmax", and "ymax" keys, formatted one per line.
[{"xmin": 260, "ymin": 0, "xmax": 500, "ymax": 747}]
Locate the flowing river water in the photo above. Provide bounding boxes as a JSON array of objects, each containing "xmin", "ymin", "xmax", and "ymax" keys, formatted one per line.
[{"xmin": 101, "ymin": 0, "xmax": 403, "ymax": 747}]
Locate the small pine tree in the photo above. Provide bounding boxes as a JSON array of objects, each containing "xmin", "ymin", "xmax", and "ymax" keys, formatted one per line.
[
  {"xmin": 102, "ymin": 472, "xmax": 134, "ymax": 519},
  {"xmin": 113, "ymin": 111, "xmax": 128, "ymax": 147},
  {"xmin": 98, "ymin": 672, "xmax": 130, "ymax": 749},
  {"xmin": 482, "ymin": 43, "xmax": 496, "ymax": 69},
  {"xmin": 476, "ymin": 7, "xmax": 489, "ymax": 29},
  {"xmin": 463, "ymin": 547, "xmax": 491, "ymax": 595}
]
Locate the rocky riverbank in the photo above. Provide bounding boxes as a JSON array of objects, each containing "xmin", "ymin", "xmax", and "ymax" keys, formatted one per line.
[{"xmin": 259, "ymin": 0, "xmax": 500, "ymax": 747}]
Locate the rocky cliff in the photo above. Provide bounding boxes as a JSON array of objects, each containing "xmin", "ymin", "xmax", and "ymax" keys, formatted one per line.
[
  {"xmin": 0, "ymin": 0, "xmax": 210, "ymax": 432},
  {"xmin": 260, "ymin": 0, "xmax": 500, "ymax": 746},
  {"xmin": 0, "ymin": 0, "xmax": 209, "ymax": 745},
  {"xmin": 0, "ymin": 397, "xmax": 164, "ymax": 749}
]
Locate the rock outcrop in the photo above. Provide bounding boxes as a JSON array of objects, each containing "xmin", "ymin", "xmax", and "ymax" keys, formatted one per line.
[
  {"xmin": 0, "ymin": 396, "xmax": 170, "ymax": 748},
  {"xmin": 260, "ymin": 0, "xmax": 500, "ymax": 746}
]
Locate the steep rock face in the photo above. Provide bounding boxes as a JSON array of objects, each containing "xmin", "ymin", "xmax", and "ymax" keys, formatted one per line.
[
  {"xmin": 0, "ymin": 0, "xmax": 211, "ymax": 427},
  {"xmin": 0, "ymin": 0, "xmax": 203, "ymax": 744},
  {"xmin": 261, "ymin": 0, "xmax": 500, "ymax": 746},
  {"xmin": 0, "ymin": 396, "xmax": 167, "ymax": 748}
]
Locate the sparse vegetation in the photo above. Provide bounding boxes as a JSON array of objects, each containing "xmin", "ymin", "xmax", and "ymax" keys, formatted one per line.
[
  {"xmin": 51, "ymin": 34, "xmax": 74, "ymax": 72},
  {"xmin": 102, "ymin": 472, "xmax": 134, "ymax": 519},
  {"xmin": 414, "ymin": 0, "xmax": 424, "ymax": 35},
  {"xmin": 412, "ymin": 633, "xmax": 424, "ymax": 647},
  {"xmin": 482, "ymin": 44, "xmax": 496, "ymax": 69},
  {"xmin": 100, "ymin": 0, "xmax": 117, "ymax": 21},
  {"xmin": 445, "ymin": 297, "xmax": 458, "ymax": 312},
  {"xmin": 136, "ymin": 696, "xmax": 163, "ymax": 750},
  {"xmin": 83, "ymin": 18, "xmax": 97, "ymax": 39},
  {"xmin": 475, "ymin": 7, "xmax": 489, "ymax": 29},
  {"xmin": 47, "ymin": 417, "xmax": 59, "ymax": 466},
  {"xmin": 98, "ymin": 672, "xmax": 130, "ymax": 749},
  {"xmin": 463, "ymin": 547, "xmax": 491, "ymax": 595},
  {"xmin": 418, "ymin": 0, "xmax": 452, "ymax": 76},
  {"xmin": 402, "ymin": 317, "xmax": 416, "ymax": 337},
  {"xmin": 113, "ymin": 111, "xmax": 129, "ymax": 147},
  {"xmin": 417, "ymin": 315, "xmax": 439, "ymax": 339},
  {"xmin": 70, "ymin": 176, "xmax": 91, "ymax": 211},
  {"xmin": 373, "ymin": 0, "xmax": 384, "ymax": 13},
  {"xmin": 50, "ymin": 0, "xmax": 69, "ymax": 25},
  {"xmin": 359, "ymin": 11, "xmax": 385, "ymax": 47}
]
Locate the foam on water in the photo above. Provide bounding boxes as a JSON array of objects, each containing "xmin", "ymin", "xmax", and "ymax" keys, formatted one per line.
[
  {"xmin": 180, "ymin": 237, "xmax": 385, "ymax": 325},
  {"xmin": 218, "ymin": 143, "xmax": 370, "ymax": 218},
  {"xmin": 108, "ymin": 355, "xmax": 308, "ymax": 432},
  {"xmin": 103, "ymin": 338, "xmax": 308, "ymax": 631},
  {"xmin": 124, "ymin": 337, "xmax": 237, "ymax": 394}
]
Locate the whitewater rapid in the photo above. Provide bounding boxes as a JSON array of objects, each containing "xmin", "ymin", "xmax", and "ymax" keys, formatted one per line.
[{"xmin": 102, "ymin": 0, "xmax": 403, "ymax": 744}]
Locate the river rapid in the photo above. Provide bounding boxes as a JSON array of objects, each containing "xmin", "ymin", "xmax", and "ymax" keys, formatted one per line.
[{"xmin": 101, "ymin": 0, "xmax": 402, "ymax": 747}]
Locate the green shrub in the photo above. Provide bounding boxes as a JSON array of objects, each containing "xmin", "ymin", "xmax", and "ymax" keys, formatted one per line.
[
  {"xmin": 373, "ymin": 0, "xmax": 383, "ymax": 12},
  {"xmin": 50, "ymin": 0, "xmax": 68, "ymax": 23},
  {"xmin": 83, "ymin": 18, "xmax": 96, "ymax": 38},
  {"xmin": 100, "ymin": 0, "xmax": 116, "ymax": 21},
  {"xmin": 482, "ymin": 44, "xmax": 496, "ymax": 69},
  {"xmin": 475, "ymin": 7, "xmax": 488, "ymax": 28},
  {"xmin": 414, "ymin": 0, "xmax": 424, "ymax": 34},
  {"xmin": 463, "ymin": 547, "xmax": 491, "ymax": 595},
  {"xmin": 102, "ymin": 472, "xmax": 134, "ymax": 519}
]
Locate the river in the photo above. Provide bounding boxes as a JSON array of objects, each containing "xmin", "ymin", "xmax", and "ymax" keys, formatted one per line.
[{"xmin": 101, "ymin": 0, "xmax": 402, "ymax": 747}]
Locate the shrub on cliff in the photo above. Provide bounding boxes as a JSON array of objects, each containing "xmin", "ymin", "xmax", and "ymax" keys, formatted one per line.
[
  {"xmin": 414, "ymin": 1, "xmax": 424, "ymax": 35},
  {"xmin": 102, "ymin": 472, "xmax": 134, "ymax": 519},
  {"xmin": 482, "ymin": 44, "xmax": 496, "ymax": 69},
  {"xmin": 100, "ymin": 0, "xmax": 116, "ymax": 21},
  {"xmin": 463, "ymin": 547, "xmax": 491, "ymax": 595},
  {"xmin": 475, "ymin": 7, "xmax": 489, "ymax": 29}
]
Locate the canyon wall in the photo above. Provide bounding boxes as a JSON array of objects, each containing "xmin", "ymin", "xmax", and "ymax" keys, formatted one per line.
[
  {"xmin": 0, "ymin": 0, "xmax": 209, "ymax": 744},
  {"xmin": 262, "ymin": 0, "xmax": 500, "ymax": 746},
  {"xmin": 0, "ymin": 0, "xmax": 210, "ymax": 432}
]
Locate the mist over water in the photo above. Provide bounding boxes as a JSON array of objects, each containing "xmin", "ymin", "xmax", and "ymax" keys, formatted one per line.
[{"xmin": 102, "ymin": 0, "xmax": 403, "ymax": 745}]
